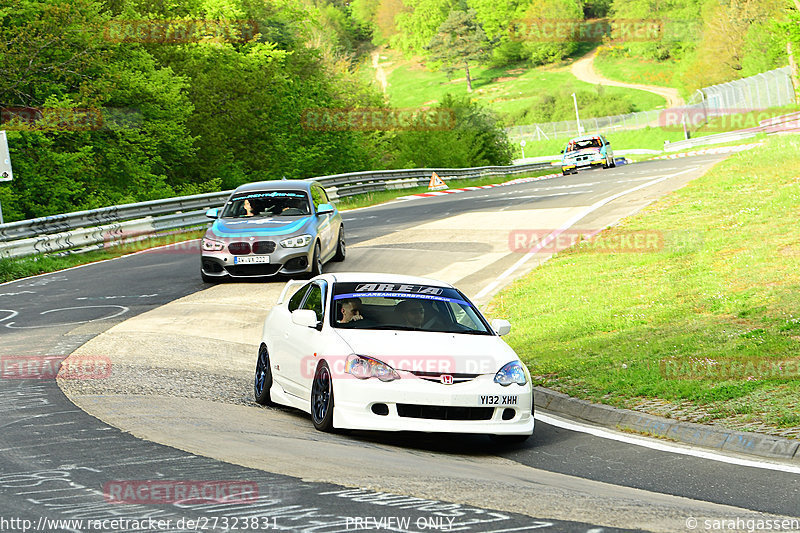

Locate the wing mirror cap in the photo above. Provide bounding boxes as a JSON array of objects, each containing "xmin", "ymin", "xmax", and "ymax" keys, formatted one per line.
[
  {"xmin": 491, "ymin": 318, "xmax": 511, "ymax": 336},
  {"xmin": 292, "ymin": 309, "xmax": 321, "ymax": 329},
  {"xmin": 317, "ymin": 203, "xmax": 335, "ymax": 215},
  {"xmin": 205, "ymin": 208, "xmax": 220, "ymax": 219}
]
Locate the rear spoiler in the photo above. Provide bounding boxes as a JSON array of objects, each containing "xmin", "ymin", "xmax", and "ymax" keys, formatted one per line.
[{"xmin": 277, "ymin": 279, "xmax": 308, "ymax": 304}]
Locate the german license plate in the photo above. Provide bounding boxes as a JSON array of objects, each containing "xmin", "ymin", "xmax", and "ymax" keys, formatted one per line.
[{"xmin": 234, "ymin": 256, "xmax": 269, "ymax": 264}]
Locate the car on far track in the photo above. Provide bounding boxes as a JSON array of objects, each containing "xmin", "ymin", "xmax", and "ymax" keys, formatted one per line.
[
  {"xmin": 561, "ymin": 134, "xmax": 615, "ymax": 175},
  {"xmin": 200, "ymin": 180, "xmax": 345, "ymax": 282},
  {"xmin": 253, "ymin": 273, "xmax": 535, "ymax": 444}
]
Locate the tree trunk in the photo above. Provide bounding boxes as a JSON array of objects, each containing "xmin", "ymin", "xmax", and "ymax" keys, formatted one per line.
[
  {"xmin": 465, "ymin": 61, "xmax": 472, "ymax": 92},
  {"xmin": 789, "ymin": 41, "xmax": 800, "ymax": 100}
]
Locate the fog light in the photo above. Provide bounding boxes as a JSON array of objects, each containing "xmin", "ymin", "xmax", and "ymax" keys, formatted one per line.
[
  {"xmin": 502, "ymin": 408, "xmax": 516, "ymax": 420},
  {"xmin": 371, "ymin": 403, "xmax": 389, "ymax": 416}
]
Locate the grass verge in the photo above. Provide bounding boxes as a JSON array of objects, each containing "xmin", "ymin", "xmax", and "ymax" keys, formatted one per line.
[
  {"xmin": 0, "ymin": 230, "xmax": 207, "ymax": 284},
  {"xmin": 489, "ymin": 135, "xmax": 800, "ymax": 433},
  {"xmin": 1, "ymin": 167, "xmax": 558, "ymax": 283}
]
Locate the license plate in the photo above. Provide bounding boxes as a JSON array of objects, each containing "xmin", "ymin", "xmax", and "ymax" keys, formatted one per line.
[
  {"xmin": 479, "ymin": 395, "xmax": 518, "ymax": 405},
  {"xmin": 234, "ymin": 256, "xmax": 269, "ymax": 264}
]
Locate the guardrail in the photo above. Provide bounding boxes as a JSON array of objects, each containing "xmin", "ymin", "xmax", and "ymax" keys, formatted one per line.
[
  {"xmin": 0, "ymin": 161, "xmax": 553, "ymax": 259},
  {"xmin": 663, "ymin": 111, "xmax": 800, "ymax": 152}
]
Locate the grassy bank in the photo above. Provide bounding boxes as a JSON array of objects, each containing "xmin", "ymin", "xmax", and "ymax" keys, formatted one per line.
[
  {"xmin": 381, "ymin": 58, "xmax": 666, "ymax": 126},
  {"xmin": 512, "ymin": 126, "xmax": 688, "ymax": 158},
  {"xmin": 490, "ymin": 135, "xmax": 800, "ymax": 434},
  {"xmin": 593, "ymin": 49, "xmax": 683, "ymax": 90}
]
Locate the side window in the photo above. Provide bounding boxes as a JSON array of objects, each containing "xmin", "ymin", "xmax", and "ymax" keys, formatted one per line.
[
  {"xmin": 288, "ymin": 284, "xmax": 311, "ymax": 312},
  {"xmin": 300, "ymin": 282, "xmax": 327, "ymax": 322},
  {"xmin": 310, "ymin": 185, "xmax": 327, "ymax": 211}
]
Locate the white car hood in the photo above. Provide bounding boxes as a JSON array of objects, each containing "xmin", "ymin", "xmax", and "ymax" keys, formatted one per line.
[{"xmin": 333, "ymin": 329, "xmax": 518, "ymax": 375}]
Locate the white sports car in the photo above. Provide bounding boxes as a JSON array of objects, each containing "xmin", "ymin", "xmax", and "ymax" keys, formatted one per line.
[{"xmin": 254, "ymin": 273, "xmax": 534, "ymax": 443}]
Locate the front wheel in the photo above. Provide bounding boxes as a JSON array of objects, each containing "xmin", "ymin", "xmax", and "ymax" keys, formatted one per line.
[
  {"xmin": 332, "ymin": 227, "xmax": 346, "ymax": 262},
  {"xmin": 309, "ymin": 242, "xmax": 322, "ymax": 278},
  {"xmin": 310, "ymin": 361, "xmax": 335, "ymax": 432},
  {"xmin": 254, "ymin": 344, "xmax": 273, "ymax": 405}
]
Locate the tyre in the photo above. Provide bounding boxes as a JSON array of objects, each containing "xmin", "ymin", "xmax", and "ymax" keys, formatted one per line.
[
  {"xmin": 254, "ymin": 344, "xmax": 274, "ymax": 406},
  {"xmin": 309, "ymin": 242, "xmax": 322, "ymax": 278},
  {"xmin": 610, "ymin": 158, "xmax": 617, "ymax": 168},
  {"xmin": 310, "ymin": 361, "xmax": 334, "ymax": 432},
  {"xmin": 332, "ymin": 227, "xmax": 346, "ymax": 262}
]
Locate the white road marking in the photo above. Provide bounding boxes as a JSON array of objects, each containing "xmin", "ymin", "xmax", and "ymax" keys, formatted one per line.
[
  {"xmin": 536, "ymin": 412, "xmax": 800, "ymax": 474},
  {"xmin": 5, "ymin": 305, "xmax": 129, "ymax": 329},
  {"xmin": 474, "ymin": 167, "xmax": 698, "ymax": 299},
  {"xmin": 0, "ymin": 309, "xmax": 18, "ymax": 322}
]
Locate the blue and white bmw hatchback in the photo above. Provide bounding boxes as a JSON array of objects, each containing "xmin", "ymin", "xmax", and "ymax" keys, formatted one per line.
[{"xmin": 201, "ymin": 180, "xmax": 345, "ymax": 281}]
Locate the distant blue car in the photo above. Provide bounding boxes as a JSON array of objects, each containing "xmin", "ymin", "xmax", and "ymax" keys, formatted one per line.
[
  {"xmin": 201, "ymin": 180, "xmax": 345, "ymax": 282},
  {"xmin": 561, "ymin": 134, "xmax": 615, "ymax": 175}
]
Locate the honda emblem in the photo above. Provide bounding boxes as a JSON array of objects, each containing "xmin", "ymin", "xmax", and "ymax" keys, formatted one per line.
[{"xmin": 440, "ymin": 374, "xmax": 453, "ymax": 385}]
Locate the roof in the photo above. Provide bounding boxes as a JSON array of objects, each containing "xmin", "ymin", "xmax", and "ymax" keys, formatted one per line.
[
  {"xmin": 325, "ymin": 272, "xmax": 454, "ymax": 288},
  {"xmin": 231, "ymin": 180, "xmax": 315, "ymax": 194},
  {"xmin": 566, "ymin": 134, "xmax": 605, "ymax": 143}
]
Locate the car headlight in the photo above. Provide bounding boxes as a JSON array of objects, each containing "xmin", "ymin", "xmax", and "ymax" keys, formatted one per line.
[
  {"xmin": 202, "ymin": 238, "xmax": 224, "ymax": 251},
  {"xmin": 494, "ymin": 361, "xmax": 528, "ymax": 386},
  {"xmin": 346, "ymin": 354, "xmax": 400, "ymax": 382},
  {"xmin": 280, "ymin": 234, "xmax": 313, "ymax": 248}
]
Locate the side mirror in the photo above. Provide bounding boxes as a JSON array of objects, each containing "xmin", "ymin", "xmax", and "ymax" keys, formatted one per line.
[
  {"xmin": 317, "ymin": 203, "xmax": 334, "ymax": 215},
  {"xmin": 205, "ymin": 208, "xmax": 220, "ymax": 219},
  {"xmin": 292, "ymin": 309, "xmax": 321, "ymax": 329},
  {"xmin": 560, "ymin": 149, "xmax": 564, "ymax": 153},
  {"xmin": 491, "ymin": 319, "xmax": 511, "ymax": 336},
  {"xmin": 605, "ymin": 141, "xmax": 611, "ymax": 145}
]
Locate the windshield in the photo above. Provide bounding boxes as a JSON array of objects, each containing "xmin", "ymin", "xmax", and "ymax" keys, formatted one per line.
[
  {"xmin": 330, "ymin": 282, "xmax": 492, "ymax": 335},
  {"xmin": 566, "ymin": 138, "xmax": 602, "ymax": 152},
  {"xmin": 221, "ymin": 191, "xmax": 311, "ymax": 218}
]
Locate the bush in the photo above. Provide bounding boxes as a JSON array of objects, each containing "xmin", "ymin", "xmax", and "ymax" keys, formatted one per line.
[{"xmin": 390, "ymin": 94, "xmax": 513, "ymax": 168}]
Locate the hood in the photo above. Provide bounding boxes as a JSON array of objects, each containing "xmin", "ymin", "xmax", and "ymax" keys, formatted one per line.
[
  {"xmin": 210, "ymin": 216, "xmax": 312, "ymax": 237},
  {"xmin": 333, "ymin": 329, "xmax": 518, "ymax": 375},
  {"xmin": 564, "ymin": 147, "xmax": 601, "ymax": 159}
]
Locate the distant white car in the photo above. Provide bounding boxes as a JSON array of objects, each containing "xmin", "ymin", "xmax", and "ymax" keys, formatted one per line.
[
  {"xmin": 254, "ymin": 273, "xmax": 534, "ymax": 443},
  {"xmin": 561, "ymin": 134, "xmax": 615, "ymax": 175}
]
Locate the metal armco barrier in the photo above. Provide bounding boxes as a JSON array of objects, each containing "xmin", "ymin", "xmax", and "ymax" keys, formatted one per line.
[{"xmin": 0, "ymin": 161, "xmax": 552, "ymax": 259}]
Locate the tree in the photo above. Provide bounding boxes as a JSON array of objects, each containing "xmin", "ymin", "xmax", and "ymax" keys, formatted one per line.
[
  {"xmin": 393, "ymin": 0, "xmax": 455, "ymax": 54},
  {"xmin": 425, "ymin": 9, "xmax": 491, "ymax": 92},
  {"xmin": 391, "ymin": 93, "xmax": 513, "ymax": 168}
]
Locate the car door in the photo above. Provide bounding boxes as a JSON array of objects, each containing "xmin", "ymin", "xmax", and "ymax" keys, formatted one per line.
[
  {"xmin": 270, "ymin": 282, "xmax": 310, "ymax": 392},
  {"xmin": 281, "ymin": 280, "xmax": 328, "ymax": 401},
  {"xmin": 311, "ymin": 184, "xmax": 334, "ymax": 257}
]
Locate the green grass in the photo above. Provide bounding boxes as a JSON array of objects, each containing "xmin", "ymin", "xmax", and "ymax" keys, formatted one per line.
[
  {"xmin": 382, "ymin": 56, "xmax": 667, "ymax": 125},
  {"xmin": 489, "ymin": 135, "xmax": 800, "ymax": 431},
  {"xmin": 593, "ymin": 48, "xmax": 682, "ymax": 90}
]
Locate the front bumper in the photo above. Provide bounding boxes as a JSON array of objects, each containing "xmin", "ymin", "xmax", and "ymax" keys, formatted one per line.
[
  {"xmin": 201, "ymin": 243, "xmax": 313, "ymax": 278},
  {"xmin": 331, "ymin": 373, "xmax": 534, "ymax": 435}
]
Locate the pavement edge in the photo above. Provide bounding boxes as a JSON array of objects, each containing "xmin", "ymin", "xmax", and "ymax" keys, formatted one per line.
[{"xmin": 533, "ymin": 387, "xmax": 800, "ymax": 463}]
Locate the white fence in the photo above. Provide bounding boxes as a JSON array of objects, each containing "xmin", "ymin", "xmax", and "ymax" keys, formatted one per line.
[{"xmin": 508, "ymin": 67, "xmax": 797, "ymax": 142}]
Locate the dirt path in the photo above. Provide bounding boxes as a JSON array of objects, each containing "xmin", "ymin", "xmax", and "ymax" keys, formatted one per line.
[{"xmin": 571, "ymin": 49, "xmax": 684, "ymax": 108}]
